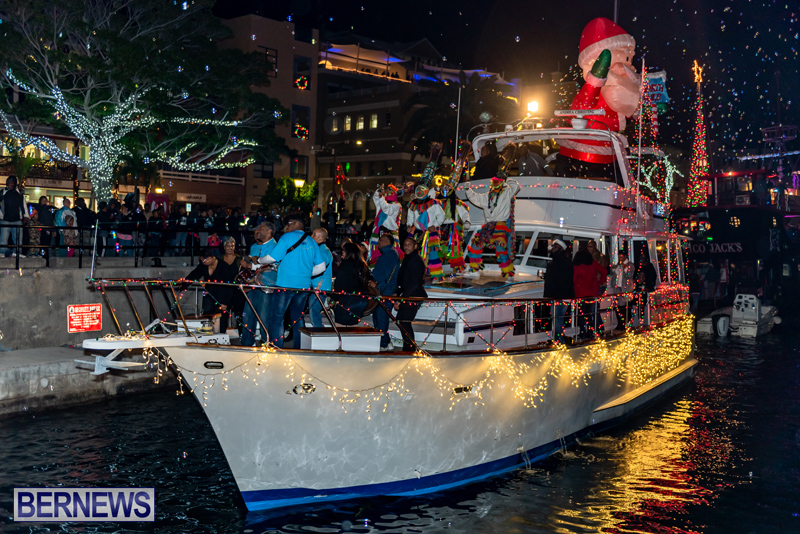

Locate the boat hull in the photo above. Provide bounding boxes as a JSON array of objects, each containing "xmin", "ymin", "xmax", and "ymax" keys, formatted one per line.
[{"xmin": 166, "ymin": 316, "xmax": 696, "ymax": 511}]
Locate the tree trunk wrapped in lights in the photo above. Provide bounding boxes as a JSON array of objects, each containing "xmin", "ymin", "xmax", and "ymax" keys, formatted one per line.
[{"xmin": 0, "ymin": 0, "xmax": 289, "ymax": 201}]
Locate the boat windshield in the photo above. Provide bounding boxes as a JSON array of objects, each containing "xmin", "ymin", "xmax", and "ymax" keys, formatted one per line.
[{"xmin": 484, "ymin": 136, "xmax": 626, "ymax": 186}]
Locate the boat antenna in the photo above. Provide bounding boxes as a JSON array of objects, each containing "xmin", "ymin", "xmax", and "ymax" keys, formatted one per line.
[{"xmin": 454, "ymin": 83, "xmax": 462, "ymax": 161}]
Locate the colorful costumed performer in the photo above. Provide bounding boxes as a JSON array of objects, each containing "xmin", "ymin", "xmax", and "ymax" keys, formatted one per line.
[
  {"xmin": 439, "ymin": 152, "xmax": 470, "ymax": 273},
  {"xmin": 465, "ymin": 146, "xmax": 520, "ymax": 278},
  {"xmin": 367, "ymin": 183, "xmax": 407, "ymax": 263},
  {"xmin": 407, "ymin": 143, "xmax": 446, "ymax": 280},
  {"xmin": 557, "ymin": 17, "xmax": 641, "ymax": 176}
]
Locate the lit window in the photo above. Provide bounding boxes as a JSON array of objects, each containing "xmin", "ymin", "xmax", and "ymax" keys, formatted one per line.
[
  {"xmin": 370, "ymin": 113, "xmax": 378, "ymax": 129},
  {"xmin": 356, "ymin": 116, "xmax": 365, "ymax": 130},
  {"xmin": 344, "ymin": 116, "xmax": 351, "ymax": 131},
  {"xmin": 331, "ymin": 117, "xmax": 339, "ymax": 133}
]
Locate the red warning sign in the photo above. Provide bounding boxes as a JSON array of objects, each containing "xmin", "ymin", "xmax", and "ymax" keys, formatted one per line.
[{"xmin": 67, "ymin": 304, "xmax": 103, "ymax": 333}]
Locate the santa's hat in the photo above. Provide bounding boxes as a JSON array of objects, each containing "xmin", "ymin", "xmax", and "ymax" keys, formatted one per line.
[{"xmin": 578, "ymin": 17, "xmax": 635, "ymax": 73}]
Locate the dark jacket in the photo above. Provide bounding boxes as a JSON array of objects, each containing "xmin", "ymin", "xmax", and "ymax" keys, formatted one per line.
[
  {"xmin": 395, "ymin": 250, "xmax": 427, "ymax": 298},
  {"xmin": 74, "ymin": 206, "xmax": 96, "ymax": 228},
  {"xmin": 372, "ymin": 245, "xmax": 399, "ymax": 295},
  {"xmin": 0, "ymin": 188, "xmax": 26, "ymax": 222},
  {"xmin": 472, "ymin": 154, "xmax": 501, "ymax": 181},
  {"xmin": 333, "ymin": 259, "xmax": 373, "ymax": 325},
  {"xmin": 36, "ymin": 203, "xmax": 55, "ymax": 227},
  {"xmin": 543, "ymin": 250, "xmax": 575, "ymax": 299}
]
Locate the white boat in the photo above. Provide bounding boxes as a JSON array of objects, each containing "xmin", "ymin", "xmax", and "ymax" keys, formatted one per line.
[
  {"xmin": 83, "ymin": 124, "xmax": 697, "ymax": 512},
  {"xmin": 696, "ymin": 293, "xmax": 781, "ymax": 338}
]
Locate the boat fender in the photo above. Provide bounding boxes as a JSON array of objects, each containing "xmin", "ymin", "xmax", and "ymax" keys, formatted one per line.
[
  {"xmin": 774, "ymin": 316, "xmax": 782, "ymax": 325},
  {"xmin": 712, "ymin": 314, "xmax": 730, "ymax": 338}
]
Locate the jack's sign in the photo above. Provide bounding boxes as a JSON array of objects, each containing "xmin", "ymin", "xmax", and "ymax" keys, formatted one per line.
[{"xmin": 689, "ymin": 242, "xmax": 743, "ymax": 254}]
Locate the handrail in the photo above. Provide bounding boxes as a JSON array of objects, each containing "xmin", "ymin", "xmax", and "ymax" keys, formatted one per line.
[
  {"xmin": 90, "ymin": 277, "xmax": 686, "ymax": 306},
  {"xmin": 92, "ymin": 277, "xmax": 689, "ymax": 354}
]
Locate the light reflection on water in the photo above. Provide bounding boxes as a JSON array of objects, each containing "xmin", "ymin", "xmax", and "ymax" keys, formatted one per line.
[{"xmin": 1, "ymin": 335, "xmax": 799, "ymax": 533}]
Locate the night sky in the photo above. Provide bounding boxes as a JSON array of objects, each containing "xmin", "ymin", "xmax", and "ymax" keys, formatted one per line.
[{"xmin": 216, "ymin": 0, "xmax": 800, "ymax": 159}]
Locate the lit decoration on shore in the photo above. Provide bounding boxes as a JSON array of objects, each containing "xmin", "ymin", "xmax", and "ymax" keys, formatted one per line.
[
  {"xmin": 293, "ymin": 124, "xmax": 309, "ymax": 140},
  {"xmin": 687, "ymin": 61, "xmax": 709, "ymax": 207},
  {"xmin": 294, "ymin": 75, "xmax": 309, "ymax": 90}
]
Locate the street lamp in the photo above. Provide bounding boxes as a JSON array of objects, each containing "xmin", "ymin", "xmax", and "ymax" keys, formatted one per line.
[
  {"xmin": 527, "ymin": 101, "xmax": 539, "ymax": 114},
  {"xmin": 293, "ymin": 178, "xmax": 306, "ymax": 188}
]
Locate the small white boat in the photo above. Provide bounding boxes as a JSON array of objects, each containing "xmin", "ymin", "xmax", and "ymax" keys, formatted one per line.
[{"xmin": 696, "ymin": 293, "xmax": 781, "ymax": 338}]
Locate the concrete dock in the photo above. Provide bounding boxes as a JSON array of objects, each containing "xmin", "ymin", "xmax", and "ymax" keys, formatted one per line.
[{"xmin": 0, "ymin": 346, "xmax": 175, "ymax": 418}]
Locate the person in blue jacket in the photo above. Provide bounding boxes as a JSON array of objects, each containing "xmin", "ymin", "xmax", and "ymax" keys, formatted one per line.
[
  {"xmin": 308, "ymin": 227, "xmax": 333, "ymax": 327},
  {"xmin": 257, "ymin": 214, "xmax": 326, "ymax": 348}
]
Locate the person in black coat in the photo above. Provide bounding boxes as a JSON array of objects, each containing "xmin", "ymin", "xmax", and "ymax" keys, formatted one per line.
[
  {"xmin": 332, "ymin": 242, "xmax": 374, "ymax": 325},
  {"xmin": 472, "ymin": 142, "xmax": 501, "ymax": 181},
  {"xmin": 393, "ymin": 237, "xmax": 428, "ymax": 351},
  {"xmin": 186, "ymin": 248, "xmax": 239, "ymax": 332},
  {"xmin": 543, "ymin": 239, "xmax": 574, "ymax": 340}
]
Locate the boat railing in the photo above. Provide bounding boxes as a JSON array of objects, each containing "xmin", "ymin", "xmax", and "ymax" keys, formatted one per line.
[{"xmin": 88, "ymin": 278, "xmax": 691, "ymax": 355}]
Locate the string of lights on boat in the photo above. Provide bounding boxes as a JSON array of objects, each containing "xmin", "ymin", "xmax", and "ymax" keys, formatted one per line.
[{"xmin": 92, "ymin": 279, "xmax": 694, "ymax": 417}]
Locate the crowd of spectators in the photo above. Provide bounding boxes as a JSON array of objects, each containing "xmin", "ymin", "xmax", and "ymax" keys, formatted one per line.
[{"xmin": 0, "ymin": 184, "xmax": 370, "ymax": 259}]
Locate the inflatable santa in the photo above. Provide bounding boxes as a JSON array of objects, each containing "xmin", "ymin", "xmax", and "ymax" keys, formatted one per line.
[{"xmin": 559, "ymin": 17, "xmax": 641, "ymax": 165}]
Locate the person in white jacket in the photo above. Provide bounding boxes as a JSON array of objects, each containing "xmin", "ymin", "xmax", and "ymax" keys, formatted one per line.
[
  {"xmin": 407, "ymin": 185, "xmax": 446, "ymax": 280},
  {"xmin": 465, "ymin": 175, "xmax": 521, "ymax": 277},
  {"xmin": 440, "ymin": 190, "xmax": 470, "ymax": 274},
  {"xmin": 367, "ymin": 184, "xmax": 404, "ymax": 263}
]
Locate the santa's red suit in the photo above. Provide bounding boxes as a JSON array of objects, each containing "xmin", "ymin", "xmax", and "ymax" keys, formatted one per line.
[{"xmin": 559, "ymin": 18, "xmax": 637, "ymax": 165}]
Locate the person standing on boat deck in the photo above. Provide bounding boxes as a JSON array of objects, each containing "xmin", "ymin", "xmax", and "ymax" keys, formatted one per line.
[
  {"xmin": 517, "ymin": 145, "xmax": 546, "ymax": 176},
  {"xmin": 407, "ymin": 143, "xmax": 447, "ymax": 281},
  {"xmin": 465, "ymin": 174, "xmax": 521, "ymax": 278},
  {"xmin": 332, "ymin": 242, "xmax": 375, "ymax": 325},
  {"xmin": 472, "ymin": 142, "xmax": 500, "ymax": 181},
  {"xmin": 607, "ymin": 251, "xmax": 635, "ymax": 332},
  {"xmin": 186, "ymin": 248, "xmax": 237, "ymax": 330},
  {"xmin": 439, "ymin": 154, "xmax": 471, "ymax": 274},
  {"xmin": 573, "ymin": 247, "xmax": 608, "ymax": 339},
  {"xmin": 372, "ymin": 234, "xmax": 400, "ymax": 350},
  {"xmin": 309, "ymin": 228, "xmax": 333, "ymax": 328},
  {"xmin": 394, "ymin": 237, "xmax": 428, "ymax": 351},
  {"xmin": 240, "ymin": 223, "xmax": 274, "ymax": 346},
  {"xmin": 543, "ymin": 239, "xmax": 575, "ymax": 341},
  {"xmin": 587, "ymin": 239, "xmax": 609, "ymax": 294},
  {"xmin": 257, "ymin": 214, "xmax": 326, "ymax": 348},
  {"xmin": 367, "ymin": 184, "xmax": 404, "ymax": 263}
]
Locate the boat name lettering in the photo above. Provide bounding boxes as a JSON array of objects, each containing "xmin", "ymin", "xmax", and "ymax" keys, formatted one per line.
[{"xmin": 690, "ymin": 242, "xmax": 743, "ymax": 254}]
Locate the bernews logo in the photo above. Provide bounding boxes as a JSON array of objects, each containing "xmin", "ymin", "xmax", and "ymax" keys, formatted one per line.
[{"xmin": 14, "ymin": 488, "xmax": 154, "ymax": 522}]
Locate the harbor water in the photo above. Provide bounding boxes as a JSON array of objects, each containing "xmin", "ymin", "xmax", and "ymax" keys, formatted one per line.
[{"xmin": 1, "ymin": 331, "xmax": 799, "ymax": 533}]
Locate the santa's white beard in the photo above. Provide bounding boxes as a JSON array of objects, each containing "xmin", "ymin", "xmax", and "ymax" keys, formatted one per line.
[{"xmin": 601, "ymin": 63, "xmax": 641, "ymax": 118}]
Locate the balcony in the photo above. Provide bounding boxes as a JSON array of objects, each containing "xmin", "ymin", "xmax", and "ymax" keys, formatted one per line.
[{"xmin": 159, "ymin": 170, "xmax": 245, "ymax": 186}]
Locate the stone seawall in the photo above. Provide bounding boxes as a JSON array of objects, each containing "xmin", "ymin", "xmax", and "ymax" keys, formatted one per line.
[
  {"xmin": 0, "ymin": 347, "xmax": 177, "ymax": 418},
  {"xmin": 0, "ymin": 257, "xmax": 201, "ymax": 351}
]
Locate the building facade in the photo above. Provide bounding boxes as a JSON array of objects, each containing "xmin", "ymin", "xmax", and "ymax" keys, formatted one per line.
[{"xmin": 221, "ymin": 15, "xmax": 320, "ymax": 212}]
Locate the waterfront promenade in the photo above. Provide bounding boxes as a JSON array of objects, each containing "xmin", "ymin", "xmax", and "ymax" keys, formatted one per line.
[{"xmin": 0, "ymin": 257, "xmax": 194, "ymax": 418}]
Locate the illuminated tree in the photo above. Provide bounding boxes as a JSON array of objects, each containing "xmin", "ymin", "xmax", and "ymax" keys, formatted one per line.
[
  {"xmin": 0, "ymin": 0, "xmax": 288, "ymax": 201},
  {"xmin": 686, "ymin": 61, "xmax": 709, "ymax": 207}
]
